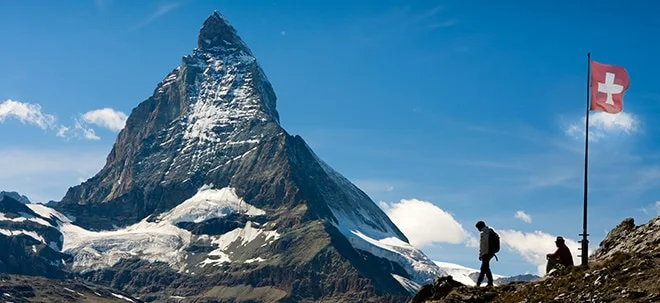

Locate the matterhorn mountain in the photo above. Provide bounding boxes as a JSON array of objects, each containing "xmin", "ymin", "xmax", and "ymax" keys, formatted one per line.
[{"xmin": 0, "ymin": 12, "xmax": 448, "ymax": 302}]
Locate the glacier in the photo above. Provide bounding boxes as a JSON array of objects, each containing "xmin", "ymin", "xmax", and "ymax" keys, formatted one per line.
[{"xmin": 7, "ymin": 186, "xmax": 281, "ymax": 273}]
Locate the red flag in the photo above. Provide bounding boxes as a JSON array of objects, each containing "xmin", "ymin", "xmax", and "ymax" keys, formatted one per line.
[{"xmin": 590, "ymin": 60, "xmax": 630, "ymax": 113}]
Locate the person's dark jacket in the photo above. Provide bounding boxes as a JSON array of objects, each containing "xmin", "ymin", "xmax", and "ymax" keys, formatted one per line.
[{"xmin": 547, "ymin": 243, "xmax": 574, "ymax": 267}]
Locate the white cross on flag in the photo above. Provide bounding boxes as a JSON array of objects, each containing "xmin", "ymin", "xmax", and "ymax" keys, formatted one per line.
[{"xmin": 590, "ymin": 60, "xmax": 630, "ymax": 114}]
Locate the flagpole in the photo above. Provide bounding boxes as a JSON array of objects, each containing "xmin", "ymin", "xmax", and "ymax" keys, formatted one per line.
[{"xmin": 580, "ymin": 52, "xmax": 591, "ymax": 267}]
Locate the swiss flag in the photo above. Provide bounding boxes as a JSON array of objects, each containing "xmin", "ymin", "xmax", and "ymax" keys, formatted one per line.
[{"xmin": 590, "ymin": 60, "xmax": 630, "ymax": 113}]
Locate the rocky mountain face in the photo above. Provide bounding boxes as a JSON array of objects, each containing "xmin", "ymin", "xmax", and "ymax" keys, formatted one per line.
[
  {"xmin": 0, "ymin": 11, "xmax": 448, "ymax": 303},
  {"xmin": 412, "ymin": 216, "xmax": 660, "ymax": 303}
]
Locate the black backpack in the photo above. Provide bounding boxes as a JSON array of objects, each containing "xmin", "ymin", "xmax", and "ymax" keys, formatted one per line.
[{"xmin": 488, "ymin": 228, "xmax": 500, "ymax": 254}]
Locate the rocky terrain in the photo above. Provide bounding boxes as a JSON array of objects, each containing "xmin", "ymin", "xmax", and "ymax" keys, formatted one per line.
[
  {"xmin": 411, "ymin": 216, "xmax": 660, "ymax": 303},
  {"xmin": 0, "ymin": 274, "xmax": 141, "ymax": 303}
]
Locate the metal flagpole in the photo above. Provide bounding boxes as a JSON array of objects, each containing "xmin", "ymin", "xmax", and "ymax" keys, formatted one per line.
[{"xmin": 580, "ymin": 52, "xmax": 591, "ymax": 267}]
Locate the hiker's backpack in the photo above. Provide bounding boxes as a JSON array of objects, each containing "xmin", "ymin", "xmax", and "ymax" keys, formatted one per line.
[{"xmin": 488, "ymin": 228, "xmax": 500, "ymax": 254}]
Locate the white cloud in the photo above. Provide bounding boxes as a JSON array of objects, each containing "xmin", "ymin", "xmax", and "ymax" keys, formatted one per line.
[
  {"xmin": 81, "ymin": 108, "xmax": 127, "ymax": 132},
  {"xmin": 514, "ymin": 210, "xmax": 532, "ymax": 223},
  {"xmin": 565, "ymin": 111, "xmax": 639, "ymax": 142},
  {"xmin": 498, "ymin": 230, "xmax": 585, "ymax": 275},
  {"xmin": 57, "ymin": 120, "xmax": 101, "ymax": 141},
  {"xmin": 379, "ymin": 198, "xmax": 476, "ymax": 248},
  {"xmin": 56, "ymin": 126, "xmax": 69, "ymax": 138},
  {"xmin": 0, "ymin": 99, "xmax": 56, "ymax": 130}
]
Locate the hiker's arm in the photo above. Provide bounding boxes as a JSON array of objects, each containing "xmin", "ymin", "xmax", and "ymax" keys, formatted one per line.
[{"xmin": 547, "ymin": 248, "xmax": 559, "ymax": 259}]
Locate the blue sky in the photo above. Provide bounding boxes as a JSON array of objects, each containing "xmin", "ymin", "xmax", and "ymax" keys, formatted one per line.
[{"xmin": 2, "ymin": 0, "xmax": 660, "ymax": 276}]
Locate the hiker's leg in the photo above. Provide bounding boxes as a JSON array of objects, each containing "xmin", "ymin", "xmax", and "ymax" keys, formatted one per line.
[
  {"xmin": 477, "ymin": 256, "xmax": 488, "ymax": 285},
  {"xmin": 484, "ymin": 254, "xmax": 494, "ymax": 285},
  {"xmin": 546, "ymin": 258, "xmax": 558, "ymax": 274}
]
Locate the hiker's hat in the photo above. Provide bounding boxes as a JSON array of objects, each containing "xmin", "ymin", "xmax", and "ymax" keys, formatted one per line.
[{"xmin": 555, "ymin": 236, "xmax": 565, "ymax": 243}]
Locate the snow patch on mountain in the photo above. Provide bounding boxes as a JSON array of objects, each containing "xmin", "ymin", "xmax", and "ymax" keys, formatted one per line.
[
  {"xmin": 0, "ymin": 212, "xmax": 51, "ymax": 226},
  {"xmin": 157, "ymin": 187, "xmax": 264, "ymax": 224},
  {"xmin": 391, "ymin": 274, "xmax": 421, "ymax": 294},
  {"xmin": 200, "ymin": 221, "xmax": 279, "ymax": 267},
  {"xmin": 0, "ymin": 228, "xmax": 45, "ymax": 243},
  {"xmin": 27, "ymin": 204, "xmax": 73, "ymax": 223}
]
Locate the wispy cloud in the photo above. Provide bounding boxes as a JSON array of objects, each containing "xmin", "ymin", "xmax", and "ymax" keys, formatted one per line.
[
  {"xmin": 349, "ymin": 4, "xmax": 459, "ymax": 47},
  {"xmin": 379, "ymin": 198, "xmax": 477, "ymax": 248},
  {"xmin": 136, "ymin": 2, "xmax": 181, "ymax": 28},
  {"xmin": 56, "ymin": 119, "xmax": 101, "ymax": 141},
  {"xmin": 514, "ymin": 211, "xmax": 533, "ymax": 224},
  {"xmin": 0, "ymin": 99, "xmax": 56, "ymax": 130},
  {"xmin": 640, "ymin": 201, "xmax": 660, "ymax": 216},
  {"xmin": 565, "ymin": 111, "xmax": 639, "ymax": 142}
]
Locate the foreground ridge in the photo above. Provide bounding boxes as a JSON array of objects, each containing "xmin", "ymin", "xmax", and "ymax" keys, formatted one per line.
[{"xmin": 411, "ymin": 216, "xmax": 660, "ymax": 303}]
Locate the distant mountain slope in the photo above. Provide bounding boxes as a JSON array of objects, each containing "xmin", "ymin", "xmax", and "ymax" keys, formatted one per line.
[
  {"xmin": 433, "ymin": 261, "xmax": 538, "ymax": 286},
  {"xmin": 0, "ymin": 191, "xmax": 30, "ymax": 204},
  {"xmin": 0, "ymin": 273, "xmax": 141, "ymax": 303}
]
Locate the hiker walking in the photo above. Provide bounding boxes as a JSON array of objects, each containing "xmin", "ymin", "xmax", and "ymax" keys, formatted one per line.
[
  {"xmin": 546, "ymin": 236, "xmax": 574, "ymax": 274},
  {"xmin": 475, "ymin": 221, "xmax": 499, "ymax": 287}
]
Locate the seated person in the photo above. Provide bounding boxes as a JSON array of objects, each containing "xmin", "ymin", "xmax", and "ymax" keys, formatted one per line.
[{"xmin": 546, "ymin": 236, "xmax": 574, "ymax": 274}]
